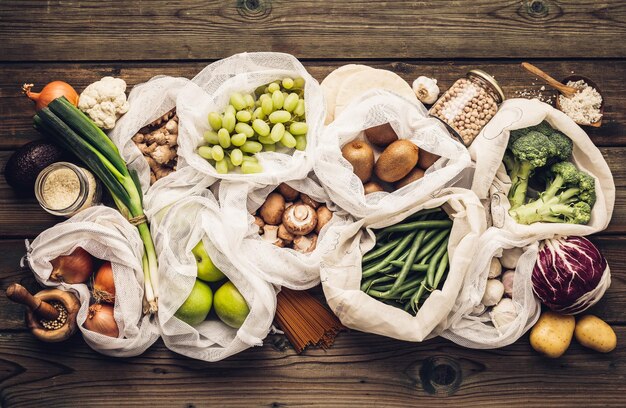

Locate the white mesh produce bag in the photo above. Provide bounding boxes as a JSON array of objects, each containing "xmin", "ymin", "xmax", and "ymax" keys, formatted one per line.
[
  {"xmin": 176, "ymin": 52, "xmax": 325, "ymax": 185},
  {"xmin": 320, "ymin": 188, "xmax": 486, "ymax": 341},
  {"xmin": 154, "ymin": 193, "xmax": 276, "ymax": 362},
  {"xmin": 442, "ymin": 228, "xmax": 541, "ymax": 349},
  {"xmin": 315, "ymin": 89, "xmax": 471, "ymax": 221},
  {"xmin": 23, "ymin": 206, "xmax": 160, "ymax": 357},
  {"xmin": 469, "ymin": 98, "xmax": 615, "ymax": 239},
  {"xmin": 217, "ymin": 175, "xmax": 353, "ymax": 290},
  {"xmin": 109, "ymin": 75, "xmax": 216, "ymax": 222}
]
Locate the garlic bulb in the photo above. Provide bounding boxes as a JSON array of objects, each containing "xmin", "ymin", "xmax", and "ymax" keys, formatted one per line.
[
  {"xmin": 502, "ymin": 270, "xmax": 515, "ymax": 297},
  {"xmin": 490, "ymin": 298, "xmax": 518, "ymax": 331},
  {"xmin": 412, "ymin": 76, "xmax": 439, "ymax": 104},
  {"xmin": 488, "ymin": 258, "xmax": 502, "ymax": 279},
  {"xmin": 481, "ymin": 279, "xmax": 504, "ymax": 307},
  {"xmin": 500, "ymin": 247, "xmax": 524, "ymax": 269}
]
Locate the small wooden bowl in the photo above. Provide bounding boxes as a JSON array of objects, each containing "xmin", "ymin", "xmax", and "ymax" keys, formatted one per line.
[
  {"xmin": 555, "ymin": 75, "xmax": 604, "ymax": 128},
  {"xmin": 25, "ymin": 289, "xmax": 81, "ymax": 342}
]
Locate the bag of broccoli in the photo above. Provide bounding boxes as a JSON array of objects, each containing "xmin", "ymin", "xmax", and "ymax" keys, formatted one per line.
[{"xmin": 469, "ymin": 98, "xmax": 615, "ymax": 239}]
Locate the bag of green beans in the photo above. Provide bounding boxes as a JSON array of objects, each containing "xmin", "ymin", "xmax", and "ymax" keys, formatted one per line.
[{"xmin": 320, "ymin": 187, "xmax": 486, "ymax": 341}]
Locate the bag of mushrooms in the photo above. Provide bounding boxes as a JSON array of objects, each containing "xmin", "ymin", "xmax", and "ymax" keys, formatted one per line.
[
  {"xmin": 442, "ymin": 228, "xmax": 541, "ymax": 349},
  {"xmin": 218, "ymin": 175, "xmax": 353, "ymax": 290},
  {"xmin": 110, "ymin": 75, "xmax": 216, "ymax": 225},
  {"xmin": 23, "ymin": 206, "xmax": 161, "ymax": 357},
  {"xmin": 315, "ymin": 89, "xmax": 471, "ymax": 221},
  {"xmin": 154, "ymin": 193, "xmax": 277, "ymax": 361}
]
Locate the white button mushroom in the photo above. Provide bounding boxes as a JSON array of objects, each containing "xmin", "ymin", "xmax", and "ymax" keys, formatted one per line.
[
  {"xmin": 282, "ymin": 204, "xmax": 318, "ymax": 235},
  {"xmin": 259, "ymin": 193, "xmax": 285, "ymax": 225}
]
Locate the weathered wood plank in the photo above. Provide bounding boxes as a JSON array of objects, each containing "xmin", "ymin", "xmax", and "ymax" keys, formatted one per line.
[
  {"xmin": 1, "ymin": 1, "xmax": 625, "ymax": 61},
  {"xmin": 2, "ymin": 236, "xmax": 625, "ymax": 332},
  {"xmin": 0, "ymin": 328, "xmax": 623, "ymax": 408},
  {"xmin": 1, "ymin": 60, "xmax": 624, "ymax": 150}
]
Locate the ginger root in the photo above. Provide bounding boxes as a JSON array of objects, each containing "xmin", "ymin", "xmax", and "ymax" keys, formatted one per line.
[{"xmin": 133, "ymin": 109, "xmax": 178, "ymax": 184}]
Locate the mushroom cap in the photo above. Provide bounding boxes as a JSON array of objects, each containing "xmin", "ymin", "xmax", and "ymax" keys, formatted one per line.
[
  {"xmin": 277, "ymin": 183, "xmax": 300, "ymax": 201},
  {"xmin": 259, "ymin": 192, "xmax": 285, "ymax": 225},
  {"xmin": 277, "ymin": 224, "xmax": 295, "ymax": 242},
  {"xmin": 315, "ymin": 206, "xmax": 333, "ymax": 233},
  {"xmin": 253, "ymin": 216, "xmax": 265, "ymax": 233},
  {"xmin": 283, "ymin": 204, "xmax": 318, "ymax": 235},
  {"xmin": 300, "ymin": 194, "xmax": 320, "ymax": 209},
  {"xmin": 294, "ymin": 233, "xmax": 318, "ymax": 253}
]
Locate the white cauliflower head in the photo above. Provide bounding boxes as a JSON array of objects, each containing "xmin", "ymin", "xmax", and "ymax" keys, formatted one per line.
[{"xmin": 78, "ymin": 76, "xmax": 130, "ymax": 130}]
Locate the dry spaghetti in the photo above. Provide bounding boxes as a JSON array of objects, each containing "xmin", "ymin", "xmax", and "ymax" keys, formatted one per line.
[{"xmin": 275, "ymin": 288, "xmax": 344, "ymax": 354}]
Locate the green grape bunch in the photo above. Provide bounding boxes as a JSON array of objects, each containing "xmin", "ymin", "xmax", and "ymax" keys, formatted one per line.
[{"xmin": 197, "ymin": 77, "xmax": 308, "ymax": 174}]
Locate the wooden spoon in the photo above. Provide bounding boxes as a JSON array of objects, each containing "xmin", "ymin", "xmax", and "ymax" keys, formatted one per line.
[{"xmin": 521, "ymin": 62, "xmax": 579, "ymax": 98}]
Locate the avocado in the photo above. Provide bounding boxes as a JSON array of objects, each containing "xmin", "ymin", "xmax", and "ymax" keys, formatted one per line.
[{"xmin": 4, "ymin": 140, "xmax": 65, "ymax": 195}]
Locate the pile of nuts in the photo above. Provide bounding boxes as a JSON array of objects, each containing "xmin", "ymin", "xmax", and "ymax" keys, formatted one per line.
[
  {"xmin": 253, "ymin": 183, "xmax": 333, "ymax": 253},
  {"xmin": 429, "ymin": 70, "xmax": 503, "ymax": 146},
  {"xmin": 132, "ymin": 109, "xmax": 178, "ymax": 184}
]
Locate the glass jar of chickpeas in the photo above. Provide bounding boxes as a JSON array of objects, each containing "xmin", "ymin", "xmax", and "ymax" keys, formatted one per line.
[{"xmin": 429, "ymin": 70, "xmax": 505, "ymax": 146}]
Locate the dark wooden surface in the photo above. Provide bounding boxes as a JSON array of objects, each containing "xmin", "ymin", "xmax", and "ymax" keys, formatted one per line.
[{"xmin": 1, "ymin": 1, "xmax": 624, "ymax": 407}]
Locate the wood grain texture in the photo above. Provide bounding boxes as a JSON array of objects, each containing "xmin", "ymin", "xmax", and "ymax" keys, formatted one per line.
[
  {"xmin": 0, "ymin": 329, "xmax": 623, "ymax": 408},
  {"xmin": 1, "ymin": 1, "xmax": 626, "ymax": 61}
]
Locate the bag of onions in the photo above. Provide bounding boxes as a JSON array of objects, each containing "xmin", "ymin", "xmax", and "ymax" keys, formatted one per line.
[
  {"xmin": 442, "ymin": 228, "xmax": 542, "ymax": 349},
  {"xmin": 314, "ymin": 89, "xmax": 471, "ymax": 221},
  {"xmin": 109, "ymin": 76, "xmax": 216, "ymax": 225},
  {"xmin": 176, "ymin": 52, "xmax": 325, "ymax": 186},
  {"xmin": 468, "ymin": 98, "xmax": 615, "ymax": 239},
  {"xmin": 154, "ymin": 193, "xmax": 277, "ymax": 361},
  {"xmin": 320, "ymin": 187, "xmax": 486, "ymax": 341},
  {"xmin": 217, "ymin": 174, "xmax": 353, "ymax": 290},
  {"xmin": 23, "ymin": 206, "xmax": 160, "ymax": 357}
]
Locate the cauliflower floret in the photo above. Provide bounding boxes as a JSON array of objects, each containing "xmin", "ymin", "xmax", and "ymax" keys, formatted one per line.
[{"xmin": 78, "ymin": 76, "xmax": 130, "ymax": 130}]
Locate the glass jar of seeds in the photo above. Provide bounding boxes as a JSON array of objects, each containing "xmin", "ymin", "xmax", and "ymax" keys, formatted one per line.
[
  {"xmin": 35, "ymin": 162, "xmax": 101, "ymax": 217},
  {"xmin": 429, "ymin": 69, "xmax": 505, "ymax": 146}
]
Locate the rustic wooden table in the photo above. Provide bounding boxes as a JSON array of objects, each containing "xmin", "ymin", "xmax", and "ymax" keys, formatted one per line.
[{"xmin": 1, "ymin": 1, "xmax": 625, "ymax": 407}]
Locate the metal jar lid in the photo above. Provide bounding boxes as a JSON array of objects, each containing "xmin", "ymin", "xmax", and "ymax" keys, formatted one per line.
[{"xmin": 467, "ymin": 69, "xmax": 505, "ymax": 103}]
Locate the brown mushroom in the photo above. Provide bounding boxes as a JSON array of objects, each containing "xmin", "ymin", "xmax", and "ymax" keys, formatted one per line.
[
  {"xmin": 278, "ymin": 224, "xmax": 295, "ymax": 243},
  {"xmin": 283, "ymin": 204, "xmax": 318, "ymax": 235},
  {"xmin": 294, "ymin": 233, "xmax": 318, "ymax": 253},
  {"xmin": 364, "ymin": 181, "xmax": 385, "ymax": 194},
  {"xmin": 277, "ymin": 183, "xmax": 300, "ymax": 201},
  {"xmin": 259, "ymin": 192, "xmax": 285, "ymax": 225},
  {"xmin": 300, "ymin": 194, "xmax": 320, "ymax": 209},
  {"xmin": 6, "ymin": 283, "xmax": 80, "ymax": 343},
  {"xmin": 254, "ymin": 216, "xmax": 265, "ymax": 234},
  {"xmin": 315, "ymin": 206, "xmax": 333, "ymax": 233},
  {"xmin": 263, "ymin": 225, "xmax": 285, "ymax": 247}
]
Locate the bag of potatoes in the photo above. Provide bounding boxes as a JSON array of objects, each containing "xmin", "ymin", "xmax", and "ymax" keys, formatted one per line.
[
  {"xmin": 442, "ymin": 228, "xmax": 541, "ymax": 349},
  {"xmin": 320, "ymin": 187, "xmax": 485, "ymax": 341},
  {"xmin": 217, "ymin": 175, "xmax": 353, "ymax": 290},
  {"xmin": 315, "ymin": 89, "xmax": 470, "ymax": 222},
  {"xmin": 468, "ymin": 98, "xmax": 615, "ymax": 240},
  {"xmin": 154, "ymin": 193, "xmax": 276, "ymax": 361}
]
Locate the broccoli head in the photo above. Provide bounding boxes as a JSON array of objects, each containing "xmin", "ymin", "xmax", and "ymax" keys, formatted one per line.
[
  {"xmin": 548, "ymin": 130, "xmax": 573, "ymax": 161},
  {"xmin": 505, "ymin": 131, "xmax": 558, "ymax": 209},
  {"xmin": 509, "ymin": 161, "xmax": 596, "ymax": 225}
]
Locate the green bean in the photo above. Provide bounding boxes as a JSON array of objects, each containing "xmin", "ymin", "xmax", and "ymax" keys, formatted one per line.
[
  {"xmin": 362, "ymin": 231, "xmax": 417, "ymax": 278},
  {"xmin": 409, "ymin": 281, "xmax": 429, "ymax": 314},
  {"xmin": 360, "ymin": 275, "xmax": 394, "ymax": 292},
  {"xmin": 389, "ymin": 261, "xmax": 430, "ymax": 272},
  {"xmin": 403, "ymin": 207, "xmax": 445, "ymax": 222},
  {"xmin": 433, "ymin": 252, "xmax": 449, "ymax": 289},
  {"xmin": 366, "ymin": 289, "xmax": 404, "ymax": 300},
  {"xmin": 415, "ymin": 229, "xmax": 450, "ymax": 261},
  {"xmin": 379, "ymin": 230, "xmax": 426, "ymax": 297},
  {"xmin": 362, "ymin": 237, "xmax": 402, "ymax": 263},
  {"xmin": 427, "ymin": 237, "xmax": 449, "ymax": 287},
  {"xmin": 380, "ymin": 219, "xmax": 452, "ymax": 234}
]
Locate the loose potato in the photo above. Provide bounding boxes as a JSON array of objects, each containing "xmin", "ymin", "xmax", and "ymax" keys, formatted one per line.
[
  {"xmin": 394, "ymin": 166, "xmax": 425, "ymax": 189},
  {"xmin": 575, "ymin": 315, "xmax": 617, "ymax": 353},
  {"xmin": 530, "ymin": 311, "xmax": 575, "ymax": 358}
]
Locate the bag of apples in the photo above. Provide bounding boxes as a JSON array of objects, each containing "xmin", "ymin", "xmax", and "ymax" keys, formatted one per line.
[
  {"xmin": 23, "ymin": 206, "xmax": 160, "ymax": 357},
  {"xmin": 315, "ymin": 89, "xmax": 471, "ymax": 222},
  {"xmin": 154, "ymin": 192, "xmax": 276, "ymax": 361},
  {"xmin": 216, "ymin": 175, "xmax": 353, "ymax": 290}
]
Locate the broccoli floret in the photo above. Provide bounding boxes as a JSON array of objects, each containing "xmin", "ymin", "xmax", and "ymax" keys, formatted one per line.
[
  {"xmin": 548, "ymin": 130, "xmax": 573, "ymax": 161},
  {"xmin": 505, "ymin": 131, "xmax": 557, "ymax": 209},
  {"xmin": 529, "ymin": 120, "xmax": 554, "ymax": 136},
  {"xmin": 509, "ymin": 161, "xmax": 596, "ymax": 225}
]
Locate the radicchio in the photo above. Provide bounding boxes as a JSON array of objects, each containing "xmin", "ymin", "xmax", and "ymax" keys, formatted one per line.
[{"xmin": 532, "ymin": 236, "xmax": 610, "ymax": 314}]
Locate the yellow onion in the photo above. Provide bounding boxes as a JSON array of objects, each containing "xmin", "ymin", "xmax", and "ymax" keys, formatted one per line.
[
  {"xmin": 93, "ymin": 262, "xmax": 115, "ymax": 304},
  {"xmin": 50, "ymin": 247, "xmax": 95, "ymax": 284},
  {"xmin": 83, "ymin": 304, "xmax": 119, "ymax": 337}
]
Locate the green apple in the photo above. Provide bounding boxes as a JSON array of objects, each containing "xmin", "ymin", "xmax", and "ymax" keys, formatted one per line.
[
  {"xmin": 192, "ymin": 240, "xmax": 226, "ymax": 282},
  {"xmin": 214, "ymin": 281, "xmax": 250, "ymax": 329},
  {"xmin": 175, "ymin": 279, "xmax": 213, "ymax": 326}
]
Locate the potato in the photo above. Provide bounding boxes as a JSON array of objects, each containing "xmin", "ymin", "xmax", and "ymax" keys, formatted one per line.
[
  {"xmin": 530, "ymin": 311, "xmax": 575, "ymax": 358},
  {"xmin": 575, "ymin": 315, "xmax": 617, "ymax": 353},
  {"xmin": 417, "ymin": 150, "xmax": 440, "ymax": 169}
]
